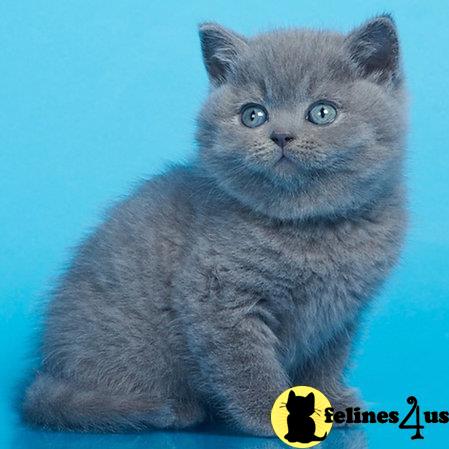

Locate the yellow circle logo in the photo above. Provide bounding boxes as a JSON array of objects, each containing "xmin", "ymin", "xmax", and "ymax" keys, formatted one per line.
[{"xmin": 271, "ymin": 386, "xmax": 333, "ymax": 448}]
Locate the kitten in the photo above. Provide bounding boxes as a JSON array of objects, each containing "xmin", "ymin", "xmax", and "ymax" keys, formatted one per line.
[
  {"xmin": 22, "ymin": 15, "xmax": 407, "ymax": 436},
  {"xmin": 284, "ymin": 391, "xmax": 326, "ymax": 443}
]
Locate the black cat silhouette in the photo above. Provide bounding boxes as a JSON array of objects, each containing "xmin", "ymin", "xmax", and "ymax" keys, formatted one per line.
[{"xmin": 284, "ymin": 390, "xmax": 328, "ymax": 443}]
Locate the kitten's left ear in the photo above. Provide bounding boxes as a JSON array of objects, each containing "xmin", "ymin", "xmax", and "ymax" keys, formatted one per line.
[
  {"xmin": 346, "ymin": 15, "xmax": 401, "ymax": 84},
  {"xmin": 199, "ymin": 22, "xmax": 248, "ymax": 87}
]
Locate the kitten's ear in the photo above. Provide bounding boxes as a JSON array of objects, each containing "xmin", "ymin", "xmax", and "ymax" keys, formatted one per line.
[
  {"xmin": 198, "ymin": 22, "xmax": 248, "ymax": 87},
  {"xmin": 306, "ymin": 392, "xmax": 315, "ymax": 402},
  {"xmin": 346, "ymin": 15, "xmax": 401, "ymax": 84},
  {"xmin": 288, "ymin": 390, "xmax": 296, "ymax": 400}
]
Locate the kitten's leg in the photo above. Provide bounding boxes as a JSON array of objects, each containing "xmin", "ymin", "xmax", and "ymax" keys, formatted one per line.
[
  {"xmin": 23, "ymin": 287, "xmax": 207, "ymax": 431},
  {"xmin": 293, "ymin": 326, "xmax": 361, "ymax": 412},
  {"xmin": 183, "ymin": 284, "xmax": 290, "ymax": 436},
  {"xmin": 23, "ymin": 372, "xmax": 206, "ymax": 432}
]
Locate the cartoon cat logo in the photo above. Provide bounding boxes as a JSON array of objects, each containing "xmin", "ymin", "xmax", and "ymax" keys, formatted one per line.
[
  {"xmin": 284, "ymin": 391, "xmax": 327, "ymax": 443},
  {"xmin": 271, "ymin": 386, "xmax": 333, "ymax": 448}
]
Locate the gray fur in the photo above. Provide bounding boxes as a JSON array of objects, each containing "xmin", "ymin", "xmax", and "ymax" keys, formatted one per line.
[{"xmin": 22, "ymin": 15, "xmax": 407, "ymax": 436}]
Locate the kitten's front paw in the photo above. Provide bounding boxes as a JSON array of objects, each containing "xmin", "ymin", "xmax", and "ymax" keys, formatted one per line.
[
  {"xmin": 331, "ymin": 387, "xmax": 363, "ymax": 410},
  {"xmin": 231, "ymin": 403, "xmax": 275, "ymax": 437},
  {"xmin": 237, "ymin": 414, "xmax": 274, "ymax": 437},
  {"xmin": 327, "ymin": 387, "xmax": 364, "ymax": 427}
]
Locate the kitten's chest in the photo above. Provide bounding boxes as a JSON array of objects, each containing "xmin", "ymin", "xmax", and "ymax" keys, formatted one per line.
[
  {"xmin": 212, "ymin": 214, "xmax": 398, "ymax": 348},
  {"xmin": 193, "ymin": 202, "xmax": 402, "ymax": 359},
  {"xmin": 256, "ymin": 224, "xmax": 364, "ymax": 336},
  {"xmin": 230, "ymin": 218, "xmax": 380, "ymax": 302}
]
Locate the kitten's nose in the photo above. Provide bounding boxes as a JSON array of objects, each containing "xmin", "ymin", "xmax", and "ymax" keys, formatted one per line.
[{"xmin": 270, "ymin": 132, "xmax": 295, "ymax": 149}]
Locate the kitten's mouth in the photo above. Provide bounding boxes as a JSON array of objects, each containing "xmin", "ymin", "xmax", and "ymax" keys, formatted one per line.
[
  {"xmin": 270, "ymin": 154, "xmax": 302, "ymax": 179},
  {"xmin": 271, "ymin": 146, "xmax": 336, "ymax": 173},
  {"xmin": 274, "ymin": 154, "xmax": 295, "ymax": 166},
  {"xmin": 272, "ymin": 151, "xmax": 305, "ymax": 173}
]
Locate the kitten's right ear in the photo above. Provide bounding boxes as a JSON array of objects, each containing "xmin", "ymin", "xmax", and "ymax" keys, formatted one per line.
[
  {"xmin": 198, "ymin": 23, "xmax": 248, "ymax": 87},
  {"xmin": 346, "ymin": 15, "xmax": 401, "ymax": 85}
]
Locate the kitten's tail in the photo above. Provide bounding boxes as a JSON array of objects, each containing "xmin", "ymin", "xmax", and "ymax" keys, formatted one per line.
[{"xmin": 22, "ymin": 372, "xmax": 168, "ymax": 431}]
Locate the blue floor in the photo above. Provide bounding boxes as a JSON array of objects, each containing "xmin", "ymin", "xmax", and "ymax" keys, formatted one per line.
[
  {"xmin": 8, "ymin": 424, "xmax": 368, "ymax": 449},
  {"xmin": 1, "ymin": 1, "xmax": 448, "ymax": 448}
]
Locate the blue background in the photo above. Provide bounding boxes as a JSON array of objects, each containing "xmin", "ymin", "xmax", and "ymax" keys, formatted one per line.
[{"xmin": 1, "ymin": 1, "xmax": 448, "ymax": 448}]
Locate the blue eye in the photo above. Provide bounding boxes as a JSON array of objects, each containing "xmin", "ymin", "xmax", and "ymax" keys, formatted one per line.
[
  {"xmin": 307, "ymin": 101, "xmax": 337, "ymax": 125},
  {"xmin": 240, "ymin": 104, "xmax": 268, "ymax": 128}
]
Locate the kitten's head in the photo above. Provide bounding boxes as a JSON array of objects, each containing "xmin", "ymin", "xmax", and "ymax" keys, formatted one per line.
[
  {"xmin": 286, "ymin": 390, "xmax": 315, "ymax": 417},
  {"xmin": 196, "ymin": 16, "xmax": 407, "ymax": 220}
]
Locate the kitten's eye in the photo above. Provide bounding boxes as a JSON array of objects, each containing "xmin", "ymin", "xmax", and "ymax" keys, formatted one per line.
[
  {"xmin": 240, "ymin": 104, "xmax": 268, "ymax": 128},
  {"xmin": 307, "ymin": 101, "xmax": 337, "ymax": 125}
]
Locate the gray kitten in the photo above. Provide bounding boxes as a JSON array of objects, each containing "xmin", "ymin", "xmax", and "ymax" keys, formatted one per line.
[{"xmin": 22, "ymin": 15, "xmax": 407, "ymax": 436}]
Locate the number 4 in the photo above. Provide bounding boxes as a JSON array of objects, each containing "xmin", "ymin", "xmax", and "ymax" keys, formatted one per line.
[{"xmin": 399, "ymin": 396, "xmax": 425, "ymax": 440}]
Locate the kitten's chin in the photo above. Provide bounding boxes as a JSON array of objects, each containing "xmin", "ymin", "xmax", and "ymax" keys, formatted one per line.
[
  {"xmin": 244, "ymin": 152, "xmax": 306, "ymax": 185},
  {"xmin": 200, "ymin": 150, "xmax": 399, "ymax": 221},
  {"xmin": 269, "ymin": 156, "xmax": 304, "ymax": 181},
  {"xmin": 273, "ymin": 155, "xmax": 298, "ymax": 170}
]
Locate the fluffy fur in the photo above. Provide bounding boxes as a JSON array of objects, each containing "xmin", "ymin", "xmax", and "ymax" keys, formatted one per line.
[{"xmin": 22, "ymin": 15, "xmax": 407, "ymax": 436}]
